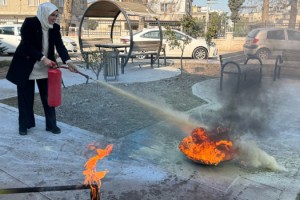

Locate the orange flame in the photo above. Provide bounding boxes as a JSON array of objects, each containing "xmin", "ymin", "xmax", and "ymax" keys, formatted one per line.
[
  {"xmin": 179, "ymin": 127, "xmax": 234, "ymax": 165},
  {"xmin": 83, "ymin": 144, "xmax": 113, "ymax": 199}
]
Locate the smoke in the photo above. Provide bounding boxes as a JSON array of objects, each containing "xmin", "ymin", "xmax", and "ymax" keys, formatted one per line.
[
  {"xmin": 213, "ymin": 76, "xmax": 275, "ymax": 136},
  {"xmin": 234, "ymin": 139, "xmax": 287, "ymax": 172}
]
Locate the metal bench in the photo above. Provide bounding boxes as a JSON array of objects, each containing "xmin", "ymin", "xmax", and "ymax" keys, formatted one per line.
[
  {"xmin": 274, "ymin": 50, "xmax": 300, "ymax": 81},
  {"xmin": 219, "ymin": 51, "xmax": 263, "ymax": 92},
  {"xmin": 119, "ymin": 41, "xmax": 166, "ymax": 74},
  {"xmin": 80, "ymin": 38, "xmax": 111, "ymax": 68}
]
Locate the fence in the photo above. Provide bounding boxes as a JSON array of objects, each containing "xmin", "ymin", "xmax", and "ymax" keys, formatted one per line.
[
  {"xmin": 231, "ymin": 22, "xmax": 300, "ymax": 37},
  {"xmin": 0, "ymin": 18, "xmax": 22, "ymax": 24}
]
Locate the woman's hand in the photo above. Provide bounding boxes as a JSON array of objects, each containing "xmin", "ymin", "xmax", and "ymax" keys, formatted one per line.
[
  {"xmin": 67, "ymin": 62, "xmax": 78, "ymax": 72},
  {"xmin": 42, "ymin": 57, "xmax": 56, "ymax": 67}
]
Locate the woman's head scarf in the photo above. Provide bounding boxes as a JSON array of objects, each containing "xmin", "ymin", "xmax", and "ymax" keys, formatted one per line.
[{"xmin": 37, "ymin": 2, "xmax": 58, "ymax": 30}]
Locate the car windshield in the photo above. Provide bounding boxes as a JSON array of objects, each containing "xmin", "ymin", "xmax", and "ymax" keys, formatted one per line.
[
  {"xmin": 247, "ymin": 29, "xmax": 260, "ymax": 38},
  {"xmin": 141, "ymin": 30, "xmax": 160, "ymax": 39},
  {"xmin": 0, "ymin": 27, "xmax": 14, "ymax": 35}
]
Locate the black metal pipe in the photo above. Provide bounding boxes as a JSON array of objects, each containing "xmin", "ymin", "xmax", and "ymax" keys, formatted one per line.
[
  {"xmin": 0, "ymin": 184, "xmax": 91, "ymax": 194},
  {"xmin": 58, "ymin": 65, "xmax": 90, "ymax": 84}
]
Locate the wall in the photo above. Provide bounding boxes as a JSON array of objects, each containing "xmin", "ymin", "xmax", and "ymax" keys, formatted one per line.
[
  {"xmin": 213, "ymin": 32, "xmax": 245, "ymax": 53},
  {"xmin": 0, "ymin": 0, "xmax": 86, "ymax": 26}
]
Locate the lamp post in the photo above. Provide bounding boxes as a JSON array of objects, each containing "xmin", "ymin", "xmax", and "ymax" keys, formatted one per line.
[
  {"xmin": 204, "ymin": 0, "xmax": 218, "ymax": 34},
  {"xmin": 204, "ymin": 3, "xmax": 209, "ymax": 33}
]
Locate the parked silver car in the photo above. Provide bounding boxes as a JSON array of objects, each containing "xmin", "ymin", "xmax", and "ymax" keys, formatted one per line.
[{"xmin": 243, "ymin": 27, "xmax": 300, "ymax": 59}]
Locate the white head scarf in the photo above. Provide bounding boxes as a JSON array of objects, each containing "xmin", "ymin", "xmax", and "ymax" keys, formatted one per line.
[{"xmin": 37, "ymin": 2, "xmax": 58, "ymax": 30}]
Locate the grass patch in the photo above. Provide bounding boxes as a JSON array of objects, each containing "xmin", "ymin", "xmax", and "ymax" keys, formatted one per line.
[{"xmin": 0, "ymin": 60, "xmax": 11, "ymax": 68}]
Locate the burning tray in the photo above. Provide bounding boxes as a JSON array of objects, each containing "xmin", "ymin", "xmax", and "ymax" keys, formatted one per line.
[{"xmin": 179, "ymin": 127, "xmax": 235, "ymax": 166}]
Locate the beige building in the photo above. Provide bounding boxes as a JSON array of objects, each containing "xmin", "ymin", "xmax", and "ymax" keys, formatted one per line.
[
  {"xmin": 120, "ymin": 0, "xmax": 193, "ymax": 22},
  {"xmin": 0, "ymin": 0, "xmax": 87, "ymax": 26},
  {"xmin": 241, "ymin": 3, "xmax": 300, "ymax": 27},
  {"xmin": 147, "ymin": 0, "xmax": 193, "ymax": 21}
]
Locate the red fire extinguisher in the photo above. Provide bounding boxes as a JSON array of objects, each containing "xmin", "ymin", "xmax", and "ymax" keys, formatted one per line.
[{"xmin": 48, "ymin": 66, "xmax": 62, "ymax": 107}]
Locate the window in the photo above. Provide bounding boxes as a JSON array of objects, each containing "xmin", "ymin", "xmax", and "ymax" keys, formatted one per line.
[
  {"xmin": 141, "ymin": 31, "xmax": 160, "ymax": 39},
  {"xmin": 160, "ymin": 3, "xmax": 174, "ymax": 12},
  {"xmin": 248, "ymin": 29, "xmax": 260, "ymax": 38},
  {"xmin": 80, "ymin": 0, "xmax": 84, "ymax": 9},
  {"xmin": 0, "ymin": 27, "xmax": 15, "ymax": 35},
  {"xmin": 0, "ymin": 0, "xmax": 7, "ymax": 5},
  {"xmin": 161, "ymin": 3, "xmax": 167, "ymax": 12},
  {"xmin": 28, "ymin": 0, "xmax": 40, "ymax": 6},
  {"xmin": 28, "ymin": 0, "xmax": 34, "ymax": 6},
  {"xmin": 175, "ymin": 32, "xmax": 188, "ymax": 40},
  {"xmin": 59, "ymin": 0, "xmax": 64, "ymax": 7},
  {"xmin": 287, "ymin": 30, "xmax": 300, "ymax": 41},
  {"xmin": 267, "ymin": 30, "xmax": 285, "ymax": 40},
  {"xmin": 17, "ymin": 27, "xmax": 21, "ymax": 35}
]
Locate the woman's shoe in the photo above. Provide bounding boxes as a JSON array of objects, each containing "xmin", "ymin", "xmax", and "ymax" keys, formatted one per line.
[
  {"xmin": 46, "ymin": 126, "xmax": 61, "ymax": 134},
  {"xmin": 19, "ymin": 127, "xmax": 27, "ymax": 135}
]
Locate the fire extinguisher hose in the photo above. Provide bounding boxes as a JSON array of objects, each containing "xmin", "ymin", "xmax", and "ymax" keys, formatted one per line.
[{"xmin": 58, "ymin": 65, "xmax": 90, "ymax": 84}]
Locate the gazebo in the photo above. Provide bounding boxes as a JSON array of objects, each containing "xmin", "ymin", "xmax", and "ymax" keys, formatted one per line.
[{"xmin": 78, "ymin": 0, "xmax": 163, "ymax": 71}]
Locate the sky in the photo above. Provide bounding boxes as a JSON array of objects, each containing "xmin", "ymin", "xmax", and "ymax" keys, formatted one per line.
[
  {"xmin": 193, "ymin": 0, "xmax": 230, "ymax": 13},
  {"xmin": 87, "ymin": 0, "xmax": 231, "ymax": 13}
]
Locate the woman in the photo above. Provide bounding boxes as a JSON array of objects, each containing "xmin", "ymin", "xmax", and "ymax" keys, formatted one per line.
[{"xmin": 6, "ymin": 2, "xmax": 77, "ymax": 135}]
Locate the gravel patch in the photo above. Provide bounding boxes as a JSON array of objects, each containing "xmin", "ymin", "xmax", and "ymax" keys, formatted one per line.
[{"xmin": 0, "ymin": 60, "xmax": 220, "ymax": 138}]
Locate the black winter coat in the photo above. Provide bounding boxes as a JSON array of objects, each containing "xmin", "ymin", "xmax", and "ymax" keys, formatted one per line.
[{"xmin": 6, "ymin": 17, "xmax": 70, "ymax": 87}]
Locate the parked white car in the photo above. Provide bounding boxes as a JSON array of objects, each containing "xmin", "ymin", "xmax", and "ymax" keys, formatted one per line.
[
  {"xmin": 120, "ymin": 28, "xmax": 218, "ymax": 60},
  {"xmin": 0, "ymin": 24, "xmax": 78, "ymax": 55}
]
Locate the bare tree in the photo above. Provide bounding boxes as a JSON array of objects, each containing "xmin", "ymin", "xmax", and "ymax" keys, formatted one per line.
[
  {"xmin": 289, "ymin": 0, "xmax": 298, "ymax": 29},
  {"xmin": 262, "ymin": 0, "xmax": 269, "ymax": 25},
  {"xmin": 61, "ymin": 0, "xmax": 74, "ymax": 36}
]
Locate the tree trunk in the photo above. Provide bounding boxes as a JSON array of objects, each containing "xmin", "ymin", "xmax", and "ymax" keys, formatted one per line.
[
  {"xmin": 289, "ymin": 0, "xmax": 298, "ymax": 29},
  {"xmin": 61, "ymin": 0, "xmax": 74, "ymax": 36},
  {"xmin": 138, "ymin": 16, "xmax": 145, "ymax": 31},
  {"xmin": 262, "ymin": 0, "xmax": 269, "ymax": 26}
]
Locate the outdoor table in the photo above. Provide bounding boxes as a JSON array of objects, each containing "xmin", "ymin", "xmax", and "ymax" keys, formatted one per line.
[
  {"xmin": 95, "ymin": 43, "xmax": 130, "ymax": 62},
  {"xmin": 95, "ymin": 43, "xmax": 130, "ymax": 57}
]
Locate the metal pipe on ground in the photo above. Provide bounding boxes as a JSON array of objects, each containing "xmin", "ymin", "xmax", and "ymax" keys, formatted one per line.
[{"xmin": 0, "ymin": 184, "xmax": 100, "ymax": 200}]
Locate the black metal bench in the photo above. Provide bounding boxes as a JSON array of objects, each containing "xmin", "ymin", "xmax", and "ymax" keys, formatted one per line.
[
  {"xmin": 219, "ymin": 51, "xmax": 263, "ymax": 92},
  {"xmin": 119, "ymin": 41, "xmax": 166, "ymax": 74},
  {"xmin": 80, "ymin": 38, "xmax": 111, "ymax": 68},
  {"xmin": 274, "ymin": 50, "xmax": 300, "ymax": 81}
]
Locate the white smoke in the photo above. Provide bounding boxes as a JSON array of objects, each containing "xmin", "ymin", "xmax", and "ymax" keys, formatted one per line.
[{"xmin": 234, "ymin": 139, "xmax": 287, "ymax": 172}]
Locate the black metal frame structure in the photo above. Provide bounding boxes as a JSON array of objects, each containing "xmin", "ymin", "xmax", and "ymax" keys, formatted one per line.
[{"xmin": 78, "ymin": 0, "xmax": 163, "ymax": 68}]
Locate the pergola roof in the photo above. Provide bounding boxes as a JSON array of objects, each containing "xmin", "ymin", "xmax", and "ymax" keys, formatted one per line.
[
  {"xmin": 79, "ymin": 0, "xmax": 162, "ymax": 71},
  {"xmin": 84, "ymin": 0, "xmax": 157, "ymax": 18}
]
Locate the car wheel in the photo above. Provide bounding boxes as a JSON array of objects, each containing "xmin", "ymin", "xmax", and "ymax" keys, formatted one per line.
[
  {"xmin": 256, "ymin": 48, "xmax": 270, "ymax": 60},
  {"xmin": 193, "ymin": 47, "xmax": 207, "ymax": 60}
]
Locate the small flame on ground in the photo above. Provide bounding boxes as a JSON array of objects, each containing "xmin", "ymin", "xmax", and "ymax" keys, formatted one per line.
[
  {"xmin": 179, "ymin": 127, "xmax": 235, "ymax": 165},
  {"xmin": 83, "ymin": 144, "xmax": 113, "ymax": 199}
]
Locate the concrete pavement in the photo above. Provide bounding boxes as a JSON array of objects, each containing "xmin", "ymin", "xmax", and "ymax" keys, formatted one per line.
[{"xmin": 0, "ymin": 61, "xmax": 299, "ymax": 200}]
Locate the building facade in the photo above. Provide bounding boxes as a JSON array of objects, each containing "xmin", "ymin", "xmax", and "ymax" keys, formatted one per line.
[
  {"xmin": 121, "ymin": 0, "xmax": 193, "ymax": 22},
  {"xmin": 0, "ymin": 0, "xmax": 87, "ymax": 26}
]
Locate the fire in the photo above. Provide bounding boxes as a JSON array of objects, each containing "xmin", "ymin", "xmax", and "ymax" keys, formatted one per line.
[
  {"xmin": 179, "ymin": 127, "xmax": 235, "ymax": 166},
  {"xmin": 83, "ymin": 144, "xmax": 113, "ymax": 199}
]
